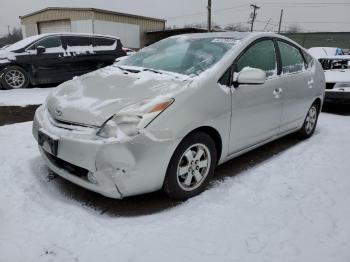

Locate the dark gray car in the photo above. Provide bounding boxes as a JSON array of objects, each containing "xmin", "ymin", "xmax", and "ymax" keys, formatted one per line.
[{"xmin": 0, "ymin": 33, "xmax": 126, "ymax": 89}]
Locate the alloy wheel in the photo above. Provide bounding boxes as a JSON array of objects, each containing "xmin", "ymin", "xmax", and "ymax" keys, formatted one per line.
[
  {"xmin": 177, "ymin": 143, "xmax": 211, "ymax": 191},
  {"xmin": 305, "ymin": 106, "xmax": 317, "ymax": 134},
  {"xmin": 4, "ymin": 69, "xmax": 26, "ymax": 89}
]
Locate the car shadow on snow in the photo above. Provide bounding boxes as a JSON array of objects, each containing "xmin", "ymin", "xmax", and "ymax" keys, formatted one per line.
[{"xmin": 31, "ymin": 133, "xmax": 302, "ymax": 218}]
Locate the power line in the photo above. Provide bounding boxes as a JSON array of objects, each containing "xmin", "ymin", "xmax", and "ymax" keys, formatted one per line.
[
  {"xmin": 166, "ymin": 4, "xmax": 249, "ymax": 20},
  {"xmin": 256, "ymin": 19, "xmax": 350, "ymax": 25}
]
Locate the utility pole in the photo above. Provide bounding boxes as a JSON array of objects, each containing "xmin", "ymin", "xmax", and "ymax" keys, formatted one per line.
[
  {"xmin": 207, "ymin": 0, "xmax": 212, "ymax": 32},
  {"xmin": 250, "ymin": 4, "xmax": 260, "ymax": 32},
  {"xmin": 278, "ymin": 9, "xmax": 284, "ymax": 33},
  {"xmin": 7, "ymin": 25, "xmax": 10, "ymax": 36}
]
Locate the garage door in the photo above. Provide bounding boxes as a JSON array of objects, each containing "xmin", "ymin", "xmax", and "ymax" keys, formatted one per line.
[{"xmin": 38, "ymin": 20, "xmax": 71, "ymax": 34}]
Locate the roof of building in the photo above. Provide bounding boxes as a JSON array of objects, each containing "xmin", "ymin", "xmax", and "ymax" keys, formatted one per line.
[
  {"xmin": 20, "ymin": 7, "xmax": 166, "ymax": 23},
  {"xmin": 146, "ymin": 27, "xmax": 224, "ymax": 35}
]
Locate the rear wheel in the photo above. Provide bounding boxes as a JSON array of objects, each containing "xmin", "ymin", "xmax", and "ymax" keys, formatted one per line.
[
  {"xmin": 297, "ymin": 102, "xmax": 320, "ymax": 139},
  {"xmin": 1, "ymin": 66, "xmax": 29, "ymax": 90},
  {"xmin": 163, "ymin": 132, "xmax": 217, "ymax": 200}
]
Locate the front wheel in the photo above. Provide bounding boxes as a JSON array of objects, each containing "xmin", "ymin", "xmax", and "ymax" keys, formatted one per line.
[
  {"xmin": 297, "ymin": 102, "xmax": 320, "ymax": 139},
  {"xmin": 163, "ymin": 132, "xmax": 217, "ymax": 200},
  {"xmin": 1, "ymin": 66, "xmax": 29, "ymax": 90}
]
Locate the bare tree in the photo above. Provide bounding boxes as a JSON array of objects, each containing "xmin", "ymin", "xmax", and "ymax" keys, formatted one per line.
[
  {"xmin": 0, "ymin": 27, "xmax": 22, "ymax": 47},
  {"xmin": 184, "ymin": 22, "xmax": 207, "ymax": 29},
  {"xmin": 224, "ymin": 23, "xmax": 250, "ymax": 32},
  {"xmin": 183, "ymin": 22, "xmax": 222, "ymax": 31}
]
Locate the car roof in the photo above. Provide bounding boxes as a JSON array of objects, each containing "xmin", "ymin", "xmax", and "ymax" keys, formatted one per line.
[
  {"xmin": 36, "ymin": 32, "xmax": 120, "ymax": 39},
  {"xmin": 168, "ymin": 31, "xmax": 305, "ymax": 52},
  {"xmin": 170, "ymin": 31, "xmax": 282, "ymax": 40}
]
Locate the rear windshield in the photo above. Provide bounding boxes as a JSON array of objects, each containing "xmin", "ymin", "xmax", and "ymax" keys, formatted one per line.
[{"xmin": 119, "ymin": 37, "xmax": 239, "ymax": 76}]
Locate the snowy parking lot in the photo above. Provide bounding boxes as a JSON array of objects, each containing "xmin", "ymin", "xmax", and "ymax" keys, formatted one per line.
[
  {"xmin": 1, "ymin": 112, "xmax": 349, "ymax": 262},
  {"xmin": 0, "ymin": 87, "xmax": 55, "ymax": 107}
]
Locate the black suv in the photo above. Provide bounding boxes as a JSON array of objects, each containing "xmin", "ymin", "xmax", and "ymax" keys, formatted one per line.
[{"xmin": 0, "ymin": 33, "xmax": 126, "ymax": 89}]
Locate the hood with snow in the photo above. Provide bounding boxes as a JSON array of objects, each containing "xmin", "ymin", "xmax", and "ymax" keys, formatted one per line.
[
  {"xmin": 0, "ymin": 49, "xmax": 15, "ymax": 64},
  {"xmin": 46, "ymin": 65, "xmax": 192, "ymax": 127}
]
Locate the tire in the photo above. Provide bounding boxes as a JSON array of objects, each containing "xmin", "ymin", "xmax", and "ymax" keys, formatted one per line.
[
  {"xmin": 163, "ymin": 132, "xmax": 217, "ymax": 200},
  {"xmin": 1, "ymin": 66, "xmax": 29, "ymax": 90},
  {"xmin": 297, "ymin": 102, "xmax": 320, "ymax": 139}
]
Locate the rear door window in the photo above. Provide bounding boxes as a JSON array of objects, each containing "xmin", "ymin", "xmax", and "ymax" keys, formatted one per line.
[
  {"xmin": 236, "ymin": 39, "xmax": 277, "ymax": 78},
  {"xmin": 62, "ymin": 36, "xmax": 93, "ymax": 54},
  {"xmin": 93, "ymin": 37, "xmax": 118, "ymax": 51},
  {"xmin": 278, "ymin": 41, "xmax": 305, "ymax": 74}
]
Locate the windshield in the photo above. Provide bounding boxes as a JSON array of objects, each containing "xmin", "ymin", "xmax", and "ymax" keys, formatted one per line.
[
  {"xmin": 119, "ymin": 36, "xmax": 239, "ymax": 76},
  {"xmin": 5, "ymin": 35, "xmax": 44, "ymax": 52},
  {"xmin": 319, "ymin": 58, "xmax": 350, "ymax": 70}
]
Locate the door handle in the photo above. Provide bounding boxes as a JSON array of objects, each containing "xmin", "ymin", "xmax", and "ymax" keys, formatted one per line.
[{"xmin": 273, "ymin": 88, "xmax": 283, "ymax": 98}]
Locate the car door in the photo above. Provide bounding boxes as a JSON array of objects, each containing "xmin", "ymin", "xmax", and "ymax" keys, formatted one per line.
[
  {"xmin": 61, "ymin": 35, "xmax": 97, "ymax": 78},
  {"xmin": 93, "ymin": 37, "xmax": 124, "ymax": 68},
  {"xmin": 276, "ymin": 40, "xmax": 314, "ymax": 133},
  {"xmin": 229, "ymin": 38, "xmax": 284, "ymax": 154},
  {"xmin": 27, "ymin": 35, "xmax": 66, "ymax": 84}
]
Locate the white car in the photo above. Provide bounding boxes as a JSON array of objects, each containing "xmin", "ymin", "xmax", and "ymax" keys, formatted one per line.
[
  {"xmin": 315, "ymin": 55, "xmax": 350, "ymax": 104},
  {"xmin": 33, "ymin": 32, "xmax": 325, "ymax": 200},
  {"xmin": 308, "ymin": 47, "xmax": 344, "ymax": 58}
]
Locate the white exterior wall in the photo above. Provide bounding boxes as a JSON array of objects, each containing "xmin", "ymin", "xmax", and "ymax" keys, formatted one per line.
[
  {"xmin": 93, "ymin": 20, "xmax": 140, "ymax": 49},
  {"xmin": 21, "ymin": 24, "xmax": 27, "ymax": 38},
  {"xmin": 71, "ymin": 20, "xmax": 93, "ymax": 34}
]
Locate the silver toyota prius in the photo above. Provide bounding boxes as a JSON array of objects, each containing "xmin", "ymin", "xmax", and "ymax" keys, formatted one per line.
[{"xmin": 33, "ymin": 32, "xmax": 325, "ymax": 200}]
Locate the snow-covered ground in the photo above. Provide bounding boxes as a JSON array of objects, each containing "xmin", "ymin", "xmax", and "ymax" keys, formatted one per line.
[
  {"xmin": 0, "ymin": 113, "xmax": 349, "ymax": 262},
  {"xmin": 0, "ymin": 87, "xmax": 55, "ymax": 107}
]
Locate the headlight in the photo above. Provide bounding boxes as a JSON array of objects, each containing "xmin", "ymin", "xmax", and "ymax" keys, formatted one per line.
[{"xmin": 97, "ymin": 97, "xmax": 174, "ymax": 139}]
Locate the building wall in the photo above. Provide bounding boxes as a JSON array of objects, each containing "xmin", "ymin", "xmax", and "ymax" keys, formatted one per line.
[
  {"xmin": 71, "ymin": 20, "xmax": 93, "ymax": 34},
  {"xmin": 93, "ymin": 11, "xmax": 164, "ymax": 47},
  {"xmin": 283, "ymin": 32, "xmax": 350, "ymax": 49},
  {"xmin": 94, "ymin": 20, "xmax": 140, "ymax": 49},
  {"xmin": 20, "ymin": 9, "xmax": 165, "ymax": 48}
]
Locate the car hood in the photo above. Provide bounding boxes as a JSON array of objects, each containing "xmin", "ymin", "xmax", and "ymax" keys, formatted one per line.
[{"xmin": 47, "ymin": 65, "xmax": 191, "ymax": 127}]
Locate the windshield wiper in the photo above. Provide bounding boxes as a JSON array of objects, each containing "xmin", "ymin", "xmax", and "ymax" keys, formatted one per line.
[
  {"xmin": 117, "ymin": 66, "xmax": 141, "ymax": 73},
  {"xmin": 143, "ymin": 68, "xmax": 163, "ymax": 74}
]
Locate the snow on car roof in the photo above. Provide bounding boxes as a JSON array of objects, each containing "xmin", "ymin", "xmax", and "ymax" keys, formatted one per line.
[
  {"xmin": 5, "ymin": 33, "xmax": 120, "ymax": 51},
  {"xmin": 171, "ymin": 31, "xmax": 282, "ymax": 40}
]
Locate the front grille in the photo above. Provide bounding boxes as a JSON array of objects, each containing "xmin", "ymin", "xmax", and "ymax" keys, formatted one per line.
[
  {"xmin": 44, "ymin": 151, "xmax": 89, "ymax": 179},
  {"xmin": 326, "ymin": 83, "xmax": 335, "ymax": 90}
]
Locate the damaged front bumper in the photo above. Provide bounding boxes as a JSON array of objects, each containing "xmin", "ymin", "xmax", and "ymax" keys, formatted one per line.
[{"xmin": 32, "ymin": 105, "xmax": 181, "ymax": 199}]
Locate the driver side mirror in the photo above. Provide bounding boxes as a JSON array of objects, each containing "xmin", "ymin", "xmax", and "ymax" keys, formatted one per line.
[
  {"xmin": 36, "ymin": 46, "xmax": 46, "ymax": 55},
  {"xmin": 235, "ymin": 67, "xmax": 266, "ymax": 85}
]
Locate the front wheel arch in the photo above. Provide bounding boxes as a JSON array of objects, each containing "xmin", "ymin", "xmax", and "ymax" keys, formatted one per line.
[{"xmin": 183, "ymin": 126, "xmax": 222, "ymax": 164}]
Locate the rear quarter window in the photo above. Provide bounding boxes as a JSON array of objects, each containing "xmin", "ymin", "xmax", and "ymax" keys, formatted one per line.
[{"xmin": 93, "ymin": 37, "xmax": 119, "ymax": 51}]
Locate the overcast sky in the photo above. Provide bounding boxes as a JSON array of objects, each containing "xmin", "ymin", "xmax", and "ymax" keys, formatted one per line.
[{"xmin": 1, "ymin": 0, "xmax": 350, "ymax": 36}]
